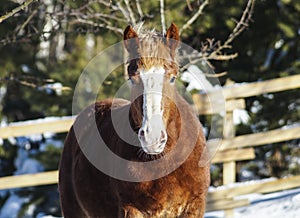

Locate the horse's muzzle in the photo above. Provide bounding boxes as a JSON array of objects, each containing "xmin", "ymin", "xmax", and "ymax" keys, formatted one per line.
[{"xmin": 138, "ymin": 115, "xmax": 167, "ymax": 154}]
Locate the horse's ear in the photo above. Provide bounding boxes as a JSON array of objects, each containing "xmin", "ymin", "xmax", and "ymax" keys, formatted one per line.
[
  {"xmin": 124, "ymin": 25, "xmax": 139, "ymax": 55},
  {"xmin": 165, "ymin": 23, "xmax": 180, "ymax": 57}
]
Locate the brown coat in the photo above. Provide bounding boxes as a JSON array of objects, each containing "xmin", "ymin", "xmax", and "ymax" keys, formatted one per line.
[{"xmin": 59, "ymin": 94, "xmax": 210, "ymax": 218}]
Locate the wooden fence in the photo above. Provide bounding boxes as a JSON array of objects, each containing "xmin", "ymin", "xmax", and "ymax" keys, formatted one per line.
[
  {"xmin": 0, "ymin": 74, "xmax": 300, "ymax": 215},
  {"xmin": 203, "ymin": 74, "xmax": 300, "ymax": 215}
]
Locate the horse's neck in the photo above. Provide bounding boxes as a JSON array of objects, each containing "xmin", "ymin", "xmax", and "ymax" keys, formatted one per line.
[
  {"xmin": 169, "ymin": 91, "xmax": 202, "ymax": 145},
  {"xmin": 164, "ymin": 92, "xmax": 186, "ymax": 145}
]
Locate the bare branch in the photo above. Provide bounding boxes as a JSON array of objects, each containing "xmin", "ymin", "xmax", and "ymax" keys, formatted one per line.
[
  {"xmin": 0, "ymin": 75, "xmax": 71, "ymax": 92},
  {"xmin": 70, "ymin": 19, "xmax": 123, "ymax": 35},
  {"xmin": 15, "ymin": 8, "xmax": 38, "ymax": 35},
  {"xmin": 207, "ymin": 71, "xmax": 227, "ymax": 78},
  {"xmin": 228, "ymin": 0, "xmax": 255, "ymax": 45},
  {"xmin": 124, "ymin": 0, "xmax": 137, "ymax": 25},
  {"xmin": 135, "ymin": 0, "xmax": 144, "ymax": 19},
  {"xmin": 180, "ymin": 0, "xmax": 255, "ymax": 73},
  {"xmin": 209, "ymin": 53, "xmax": 238, "ymax": 61},
  {"xmin": 207, "ymin": 0, "xmax": 255, "ymax": 60},
  {"xmin": 160, "ymin": 0, "xmax": 166, "ymax": 34},
  {"xmin": 179, "ymin": 0, "xmax": 209, "ymax": 35},
  {"xmin": 0, "ymin": 0, "xmax": 37, "ymax": 24},
  {"xmin": 186, "ymin": 0, "xmax": 193, "ymax": 12},
  {"xmin": 73, "ymin": 0, "xmax": 102, "ymax": 12},
  {"xmin": 68, "ymin": 11, "xmax": 126, "ymax": 23},
  {"xmin": 97, "ymin": 0, "xmax": 114, "ymax": 7},
  {"xmin": 115, "ymin": 1, "xmax": 131, "ymax": 24},
  {"xmin": 88, "ymin": 13, "xmax": 127, "ymax": 23}
]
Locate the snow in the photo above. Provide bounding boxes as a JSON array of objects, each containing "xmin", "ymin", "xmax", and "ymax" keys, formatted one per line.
[
  {"xmin": 281, "ymin": 122, "xmax": 300, "ymax": 129},
  {"xmin": 0, "ymin": 116, "xmax": 74, "ymax": 147},
  {"xmin": 209, "ymin": 178, "xmax": 277, "ymax": 192},
  {"xmin": 0, "ymin": 128, "xmax": 64, "ymax": 217},
  {"xmin": 205, "ymin": 187, "xmax": 300, "ymax": 218},
  {"xmin": 0, "ymin": 195, "xmax": 31, "ymax": 218},
  {"xmin": 39, "ymin": 138, "xmax": 63, "ymax": 152},
  {"xmin": 36, "ymin": 214, "xmax": 60, "ymax": 218},
  {"xmin": 2, "ymin": 116, "xmax": 74, "ymax": 127},
  {"xmin": 180, "ymin": 66, "xmax": 250, "ymax": 125},
  {"xmin": 181, "ymin": 65, "xmax": 215, "ymax": 92},
  {"xmin": 235, "ymin": 188, "xmax": 300, "ymax": 218},
  {"xmin": 233, "ymin": 109, "xmax": 250, "ymax": 125}
]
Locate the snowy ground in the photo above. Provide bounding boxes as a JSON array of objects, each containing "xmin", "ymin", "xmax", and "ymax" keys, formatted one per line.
[
  {"xmin": 34, "ymin": 187, "xmax": 300, "ymax": 218},
  {"xmin": 205, "ymin": 187, "xmax": 300, "ymax": 218},
  {"xmin": 35, "ymin": 187, "xmax": 300, "ymax": 218}
]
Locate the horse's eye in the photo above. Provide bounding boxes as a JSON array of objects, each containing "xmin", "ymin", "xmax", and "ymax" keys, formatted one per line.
[
  {"xmin": 129, "ymin": 72, "xmax": 140, "ymax": 84},
  {"xmin": 170, "ymin": 74, "xmax": 176, "ymax": 84},
  {"xmin": 127, "ymin": 60, "xmax": 139, "ymax": 77}
]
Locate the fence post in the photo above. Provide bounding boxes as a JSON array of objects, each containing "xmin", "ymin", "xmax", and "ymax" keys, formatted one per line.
[
  {"xmin": 223, "ymin": 111, "xmax": 236, "ymax": 184},
  {"xmin": 223, "ymin": 111, "xmax": 236, "ymax": 217}
]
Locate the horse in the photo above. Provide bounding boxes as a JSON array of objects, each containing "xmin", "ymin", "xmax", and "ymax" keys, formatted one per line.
[{"xmin": 58, "ymin": 23, "xmax": 210, "ymax": 218}]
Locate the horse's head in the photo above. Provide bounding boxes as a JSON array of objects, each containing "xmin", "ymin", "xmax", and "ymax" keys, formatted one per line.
[{"xmin": 124, "ymin": 23, "xmax": 180, "ymax": 155}]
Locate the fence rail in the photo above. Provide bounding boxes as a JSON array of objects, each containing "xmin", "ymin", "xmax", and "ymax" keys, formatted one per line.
[
  {"xmin": 211, "ymin": 125, "xmax": 300, "ymax": 151},
  {"xmin": 207, "ymin": 175, "xmax": 300, "ymax": 202},
  {"xmin": 199, "ymin": 73, "xmax": 300, "ymax": 101},
  {"xmin": 0, "ymin": 117, "xmax": 74, "ymax": 139},
  {"xmin": 0, "ymin": 171, "xmax": 58, "ymax": 190}
]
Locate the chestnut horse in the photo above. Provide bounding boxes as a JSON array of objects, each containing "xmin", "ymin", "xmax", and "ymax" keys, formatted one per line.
[{"xmin": 59, "ymin": 23, "xmax": 210, "ymax": 218}]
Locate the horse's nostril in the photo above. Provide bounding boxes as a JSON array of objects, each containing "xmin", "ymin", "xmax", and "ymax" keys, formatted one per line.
[
  {"xmin": 160, "ymin": 139, "xmax": 166, "ymax": 144},
  {"xmin": 160, "ymin": 131, "xmax": 167, "ymax": 144},
  {"xmin": 139, "ymin": 130, "xmax": 145, "ymax": 137}
]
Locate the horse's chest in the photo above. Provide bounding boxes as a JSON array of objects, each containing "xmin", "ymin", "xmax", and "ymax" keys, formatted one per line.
[{"xmin": 116, "ymin": 178, "xmax": 191, "ymax": 210}]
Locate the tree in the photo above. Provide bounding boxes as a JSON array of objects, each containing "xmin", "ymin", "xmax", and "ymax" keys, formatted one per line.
[{"xmin": 0, "ymin": 0, "xmax": 255, "ymax": 120}]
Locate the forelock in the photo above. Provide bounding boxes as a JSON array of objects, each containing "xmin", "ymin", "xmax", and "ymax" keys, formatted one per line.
[{"xmin": 133, "ymin": 25, "xmax": 178, "ymax": 70}]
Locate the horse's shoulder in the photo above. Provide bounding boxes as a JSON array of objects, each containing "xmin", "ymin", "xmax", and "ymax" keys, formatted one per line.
[
  {"xmin": 75, "ymin": 98, "xmax": 129, "ymax": 120},
  {"xmin": 71, "ymin": 98, "xmax": 130, "ymax": 140}
]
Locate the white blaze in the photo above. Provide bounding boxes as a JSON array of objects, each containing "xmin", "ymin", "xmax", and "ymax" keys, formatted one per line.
[{"xmin": 138, "ymin": 66, "xmax": 167, "ymax": 154}]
